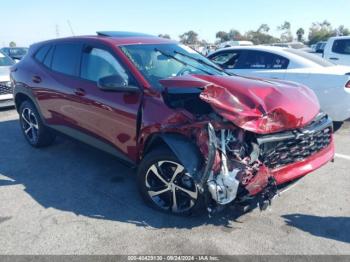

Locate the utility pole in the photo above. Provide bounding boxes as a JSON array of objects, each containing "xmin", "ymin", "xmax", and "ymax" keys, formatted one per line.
[
  {"xmin": 55, "ymin": 24, "xmax": 60, "ymax": 38},
  {"xmin": 67, "ymin": 20, "xmax": 75, "ymax": 36}
]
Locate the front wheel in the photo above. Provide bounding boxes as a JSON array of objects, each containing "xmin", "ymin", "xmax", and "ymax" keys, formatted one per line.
[{"xmin": 138, "ymin": 148, "xmax": 205, "ymax": 216}]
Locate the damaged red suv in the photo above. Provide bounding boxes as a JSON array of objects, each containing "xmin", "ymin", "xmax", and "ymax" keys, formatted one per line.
[{"xmin": 11, "ymin": 32, "xmax": 335, "ymax": 215}]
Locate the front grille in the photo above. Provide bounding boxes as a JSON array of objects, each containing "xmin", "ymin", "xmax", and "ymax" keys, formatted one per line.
[
  {"xmin": 0, "ymin": 82, "xmax": 13, "ymax": 95},
  {"xmin": 259, "ymin": 115, "xmax": 332, "ymax": 169}
]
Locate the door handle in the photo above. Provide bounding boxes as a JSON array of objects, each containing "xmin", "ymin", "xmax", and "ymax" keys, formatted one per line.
[
  {"xmin": 329, "ymin": 57, "xmax": 339, "ymax": 60},
  {"xmin": 74, "ymin": 88, "xmax": 86, "ymax": 96},
  {"xmin": 32, "ymin": 75, "xmax": 42, "ymax": 83}
]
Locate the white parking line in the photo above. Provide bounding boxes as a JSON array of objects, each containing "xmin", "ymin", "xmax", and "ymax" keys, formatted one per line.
[{"xmin": 335, "ymin": 153, "xmax": 350, "ymax": 160}]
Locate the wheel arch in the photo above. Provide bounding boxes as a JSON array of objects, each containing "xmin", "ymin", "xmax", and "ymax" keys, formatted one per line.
[{"xmin": 142, "ymin": 132, "xmax": 204, "ymax": 178}]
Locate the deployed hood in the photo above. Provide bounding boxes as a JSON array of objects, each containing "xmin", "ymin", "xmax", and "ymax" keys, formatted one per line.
[{"xmin": 160, "ymin": 75, "xmax": 320, "ymax": 134}]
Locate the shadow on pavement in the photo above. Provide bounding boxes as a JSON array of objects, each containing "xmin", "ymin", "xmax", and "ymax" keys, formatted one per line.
[
  {"xmin": 0, "ymin": 119, "xmax": 248, "ymax": 229},
  {"xmin": 282, "ymin": 214, "xmax": 350, "ymax": 244}
]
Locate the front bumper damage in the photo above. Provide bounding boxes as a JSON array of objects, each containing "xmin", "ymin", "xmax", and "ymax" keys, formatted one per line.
[{"xmin": 196, "ymin": 113, "xmax": 334, "ymax": 213}]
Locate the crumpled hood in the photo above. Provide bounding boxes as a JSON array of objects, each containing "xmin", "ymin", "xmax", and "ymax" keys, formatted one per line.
[{"xmin": 159, "ymin": 74, "xmax": 320, "ymax": 134}]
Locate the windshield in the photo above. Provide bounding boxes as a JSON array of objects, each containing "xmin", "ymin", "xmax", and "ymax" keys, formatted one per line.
[
  {"xmin": 120, "ymin": 44, "xmax": 228, "ymax": 89},
  {"xmin": 284, "ymin": 48, "xmax": 334, "ymax": 67},
  {"xmin": 9, "ymin": 48, "xmax": 28, "ymax": 57},
  {"xmin": 0, "ymin": 52, "xmax": 15, "ymax": 66}
]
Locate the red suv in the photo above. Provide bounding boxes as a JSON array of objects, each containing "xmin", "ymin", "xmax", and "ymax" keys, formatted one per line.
[{"xmin": 11, "ymin": 32, "xmax": 335, "ymax": 215}]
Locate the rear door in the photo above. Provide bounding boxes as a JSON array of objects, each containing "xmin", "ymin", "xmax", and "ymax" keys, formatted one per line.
[{"xmin": 325, "ymin": 38, "xmax": 350, "ymax": 65}]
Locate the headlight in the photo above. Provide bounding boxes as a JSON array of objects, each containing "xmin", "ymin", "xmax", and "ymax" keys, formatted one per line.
[{"xmin": 4, "ymin": 81, "xmax": 12, "ymax": 88}]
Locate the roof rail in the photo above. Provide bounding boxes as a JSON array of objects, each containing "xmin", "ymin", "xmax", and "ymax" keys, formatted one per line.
[{"xmin": 96, "ymin": 31, "xmax": 156, "ymax": 38}]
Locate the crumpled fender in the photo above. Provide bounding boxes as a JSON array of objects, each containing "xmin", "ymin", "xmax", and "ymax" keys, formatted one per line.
[{"xmin": 156, "ymin": 133, "xmax": 203, "ymax": 181}]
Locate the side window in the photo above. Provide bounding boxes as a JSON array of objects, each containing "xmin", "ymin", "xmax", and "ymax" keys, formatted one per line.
[
  {"xmin": 34, "ymin": 45, "xmax": 51, "ymax": 63},
  {"xmin": 236, "ymin": 51, "xmax": 289, "ymax": 70},
  {"xmin": 80, "ymin": 47, "xmax": 129, "ymax": 82},
  {"xmin": 210, "ymin": 51, "xmax": 241, "ymax": 69},
  {"xmin": 332, "ymin": 39, "xmax": 350, "ymax": 55},
  {"xmin": 43, "ymin": 46, "xmax": 54, "ymax": 68},
  {"xmin": 51, "ymin": 43, "xmax": 81, "ymax": 76}
]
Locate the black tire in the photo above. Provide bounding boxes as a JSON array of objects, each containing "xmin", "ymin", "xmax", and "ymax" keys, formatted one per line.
[
  {"xmin": 333, "ymin": 121, "xmax": 343, "ymax": 132},
  {"xmin": 19, "ymin": 100, "xmax": 56, "ymax": 147},
  {"xmin": 138, "ymin": 147, "xmax": 205, "ymax": 216}
]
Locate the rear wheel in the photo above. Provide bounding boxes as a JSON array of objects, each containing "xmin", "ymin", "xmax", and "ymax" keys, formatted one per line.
[
  {"xmin": 138, "ymin": 148, "xmax": 204, "ymax": 216},
  {"xmin": 19, "ymin": 100, "xmax": 56, "ymax": 147}
]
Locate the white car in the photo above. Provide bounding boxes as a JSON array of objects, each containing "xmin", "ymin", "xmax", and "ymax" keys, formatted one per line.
[
  {"xmin": 208, "ymin": 46, "xmax": 350, "ymax": 122},
  {"xmin": 323, "ymin": 36, "xmax": 350, "ymax": 66},
  {"xmin": 0, "ymin": 52, "xmax": 15, "ymax": 108}
]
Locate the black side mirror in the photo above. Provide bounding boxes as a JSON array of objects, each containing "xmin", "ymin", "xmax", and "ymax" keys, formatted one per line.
[{"xmin": 98, "ymin": 75, "xmax": 139, "ymax": 92}]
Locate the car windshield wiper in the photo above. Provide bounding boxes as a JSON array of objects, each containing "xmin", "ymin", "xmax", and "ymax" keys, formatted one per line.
[
  {"xmin": 154, "ymin": 48, "xmax": 213, "ymax": 75},
  {"xmin": 173, "ymin": 50, "xmax": 229, "ymax": 75}
]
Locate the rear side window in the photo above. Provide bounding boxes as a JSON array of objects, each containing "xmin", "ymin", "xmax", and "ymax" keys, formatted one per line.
[
  {"xmin": 210, "ymin": 51, "xmax": 241, "ymax": 69},
  {"xmin": 43, "ymin": 46, "xmax": 54, "ymax": 68},
  {"xmin": 80, "ymin": 47, "xmax": 129, "ymax": 82},
  {"xmin": 236, "ymin": 51, "xmax": 289, "ymax": 69},
  {"xmin": 51, "ymin": 43, "xmax": 81, "ymax": 76},
  {"xmin": 332, "ymin": 39, "xmax": 350, "ymax": 55},
  {"xmin": 34, "ymin": 45, "xmax": 51, "ymax": 63}
]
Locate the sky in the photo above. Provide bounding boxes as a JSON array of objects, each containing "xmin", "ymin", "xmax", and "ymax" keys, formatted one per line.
[{"xmin": 1, "ymin": 0, "xmax": 349, "ymax": 47}]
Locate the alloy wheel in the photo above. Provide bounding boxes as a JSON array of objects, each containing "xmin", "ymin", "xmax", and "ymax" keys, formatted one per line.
[
  {"xmin": 145, "ymin": 160, "xmax": 198, "ymax": 213},
  {"xmin": 21, "ymin": 107, "xmax": 39, "ymax": 144}
]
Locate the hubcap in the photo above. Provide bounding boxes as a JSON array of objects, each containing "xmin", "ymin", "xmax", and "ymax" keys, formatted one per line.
[
  {"xmin": 145, "ymin": 161, "xmax": 198, "ymax": 213},
  {"xmin": 21, "ymin": 108, "xmax": 39, "ymax": 144}
]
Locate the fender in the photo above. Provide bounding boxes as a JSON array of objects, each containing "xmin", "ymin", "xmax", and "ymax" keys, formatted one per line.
[{"xmin": 148, "ymin": 123, "xmax": 217, "ymax": 187}]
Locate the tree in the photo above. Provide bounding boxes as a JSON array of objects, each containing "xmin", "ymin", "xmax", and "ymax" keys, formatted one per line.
[
  {"xmin": 216, "ymin": 29, "xmax": 243, "ymax": 43},
  {"xmin": 278, "ymin": 21, "xmax": 293, "ymax": 42},
  {"xmin": 9, "ymin": 41, "xmax": 16, "ymax": 47},
  {"xmin": 244, "ymin": 24, "xmax": 279, "ymax": 45},
  {"xmin": 337, "ymin": 25, "xmax": 350, "ymax": 36},
  {"xmin": 296, "ymin": 28, "xmax": 305, "ymax": 42},
  {"xmin": 179, "ymin": 30, "xmax": 199, "ymax": 45},
  {"xmin": 216, "ymin": 31, "xmax": 230, "ymax": 42},
  {"xmin": 158, "ymin": 34, "xmax": 171, "ymax": 39},
  {"xmin": 257, "ymin": 24, "xmax": 270, "ymax": 33},
  {"xmin": 308, "ymin": 20, "xmax": 334, "ymax": 45}
]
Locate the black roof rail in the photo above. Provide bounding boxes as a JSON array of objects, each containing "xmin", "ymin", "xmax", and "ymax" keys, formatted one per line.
[{"xmin": 96, "ymin": 31, "xmax": 156, "ymax": 38}]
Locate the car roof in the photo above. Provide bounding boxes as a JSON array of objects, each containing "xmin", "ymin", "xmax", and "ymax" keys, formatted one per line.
[
  {"xmin": 34, "ymin": 31, "xmax": 177, "ymax": 47},
  {"xmin": 328, "ymin": 36, "xmax": 350, "ymax": 40}
]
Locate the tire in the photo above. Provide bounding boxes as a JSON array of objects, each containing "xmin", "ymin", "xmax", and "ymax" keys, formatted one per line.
[
  {"xmin": 19, "ymin": 100, "xmax": 56, "ymax": 147},
  {"xmin": 138, "ymin": 147, "xmax": 205, "ymax": 216}
]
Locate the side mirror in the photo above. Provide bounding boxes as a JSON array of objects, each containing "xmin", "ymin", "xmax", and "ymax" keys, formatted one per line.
[{"xmin": 97, "ymin": 75, "xmax": 139, "ymax": 92}]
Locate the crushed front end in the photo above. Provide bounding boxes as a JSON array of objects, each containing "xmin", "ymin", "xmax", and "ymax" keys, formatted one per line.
[
  {"xmin": 199, "ymin": 112, "xmax": 334, "ymax": 213},
  {"xmin": 157, "ymin": 74, "xmax": 335, "ymax": 214}
]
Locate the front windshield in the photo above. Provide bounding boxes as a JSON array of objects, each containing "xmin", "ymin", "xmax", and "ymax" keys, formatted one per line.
[
  {"xmin": 9, "ymin": 48, "xmax": 28, "ymax": 56},
  {"xmin": 284, "ymin": 48, "xmax": 334, "ymax": 67},
  {"xmin": 0, "ymin": 52, "xmax": 15, "ymax": 66},
  {"xmin": 120, "ymin": 44, "xmax": 228, "ymax": 89}
]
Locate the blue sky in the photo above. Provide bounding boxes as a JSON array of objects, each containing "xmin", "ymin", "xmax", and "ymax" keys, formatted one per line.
[{"xmin": 1, "ymin": 0, "xmax": 349, "ymax": 47}]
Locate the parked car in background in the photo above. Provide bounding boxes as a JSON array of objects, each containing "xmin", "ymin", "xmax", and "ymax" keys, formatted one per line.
[
  {"xmin": 323, "ymin": 36, "xmax": 350, "ymax": 66},
  {"xmin": 0, "ymin": 51, "xmax": 15, "ymax": 107},
  {"xmin": 208, "ymin": 46, "xmax": 350, "ymax": 123},
  {"xmin": 1, "ymin": 47, "xmax": 28, "ymax": 62},
  {"xmin": 270, "ymin": 42, "xmax": 306, "ymax": 49},
  {"xmin": 11, "ymin": 32, "xmax": 334, "ymax": 216},
  {"xmin": 314, "ymin": 41, "xmax": 327, "ymax": 54}
]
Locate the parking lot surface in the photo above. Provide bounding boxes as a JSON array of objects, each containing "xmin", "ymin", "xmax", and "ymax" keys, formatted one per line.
[{"xmin": 0, "ymin": 108, "xmax": 349, "ymax": 255}]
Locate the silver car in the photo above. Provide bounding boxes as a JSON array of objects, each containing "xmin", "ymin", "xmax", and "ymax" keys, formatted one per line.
[{"xmin": 0, "ymin": 51, "xmax": 15, "ymax": 108}]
